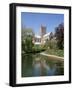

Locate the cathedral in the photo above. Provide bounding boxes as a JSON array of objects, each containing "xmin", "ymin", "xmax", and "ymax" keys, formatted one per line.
[{"xmin": 33, "ymin": 25, "xmax": 50, "ymax": 45}]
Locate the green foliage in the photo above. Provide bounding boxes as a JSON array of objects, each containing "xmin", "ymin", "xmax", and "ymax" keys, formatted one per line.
[
  {"xmin": 57, "ymin": 40, "xmax": 64, "ymax": 49},
  {"xmin": 22, "ymin": 27, "xmax": 35, "ymax": 53},
  {"xmin": 45, "ymin": 39, "xmax": 57, "ymax": 50},
  {"xmin": 22, "ymin": 27, "xmax": 34, "ymax": 41},
  {"xmin": 44, "ymin": 38, "xmax": 64, "ymax": 57},
  {"xmin": 48, "ymin": 40, "xmax": 53, "ymax": 49},
  {"xmin": 45, "ymin": 49, "xmax": 64, "ymax": 57},
  {"xmin": 32, "ymin": 45, "xmax": 46, "ymax": 53},
  {"xmin": 22, "ymin": 38, "xmax": 46, "ymax": 53},
  {"xmin": 22, "ymin": 36, "xmax": 34, "ymax": 53},
  {"xmin": 25, "ymin": 36, "xmax": 34, "ymax": 52},
  {"xmin": 22, "ymin": 40, "xmax": 25, "ymax": 52},
  {"xmin": 55, "ymin": 23, "xmax": 64, "ymax": 49}
]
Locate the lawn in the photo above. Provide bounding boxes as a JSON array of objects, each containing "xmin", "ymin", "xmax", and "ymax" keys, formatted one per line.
[{"xmin": 45, "ymin": 49, "xmax": 64, "ymax": 57}]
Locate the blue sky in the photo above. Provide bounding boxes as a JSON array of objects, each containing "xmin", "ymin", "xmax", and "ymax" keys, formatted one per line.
[{"xmin": 21, "ymin": 12, "xmax": 64, "ymax": 35}]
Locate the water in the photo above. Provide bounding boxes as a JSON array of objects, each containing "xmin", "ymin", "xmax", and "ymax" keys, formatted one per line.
[{"xmin": 22, "ymin": 53, "xmax": 64, "ymax": 77}]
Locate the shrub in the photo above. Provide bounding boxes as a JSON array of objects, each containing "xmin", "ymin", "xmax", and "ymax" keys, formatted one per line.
[{"xmin": 45, "ymin": 39, "xmax": 57, "ymax": 49}]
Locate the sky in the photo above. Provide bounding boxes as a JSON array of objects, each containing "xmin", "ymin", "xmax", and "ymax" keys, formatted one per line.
[{"xmin": 21, "ymin": 12, "xmax": 64, "ymax": 35}]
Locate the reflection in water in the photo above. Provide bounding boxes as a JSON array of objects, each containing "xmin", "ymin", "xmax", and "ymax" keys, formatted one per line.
[{"xmin": 22, "ymin": 53, "xmax": 64, "ymax": 77}]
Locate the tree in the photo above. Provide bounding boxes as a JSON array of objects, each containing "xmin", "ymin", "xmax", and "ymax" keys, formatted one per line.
[
  {"xmin": 49, "ymin": 32, "xmax": 53, "ymax": 40},
  {"xmin": 22, "ymin": 27, "xmax": 34, "ymax": 41},
  {"xmin": 24, "ymin": 36, "xmax": 34, "ymax": 52},
  {"xmin": 55, "ymin": 23, "xmax": 64, "ymax": 49},
  {"xmin": 21, "ymin": 27, "xmax": 34, "ymax": 53}
]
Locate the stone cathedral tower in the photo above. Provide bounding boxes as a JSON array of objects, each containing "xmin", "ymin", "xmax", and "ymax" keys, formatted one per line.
[{"xmin": 40, "ymin": 25, "xmax": 46, "ymax": 44}]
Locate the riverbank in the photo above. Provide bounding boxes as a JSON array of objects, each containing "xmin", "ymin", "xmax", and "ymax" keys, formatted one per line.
[
  {"xmin": 40, "ymin": 52, "xmax": 64, "ymax": 61},
  {"xmin": 45, "ymin": 49, "xmax": 64, "ymax": 57}
]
